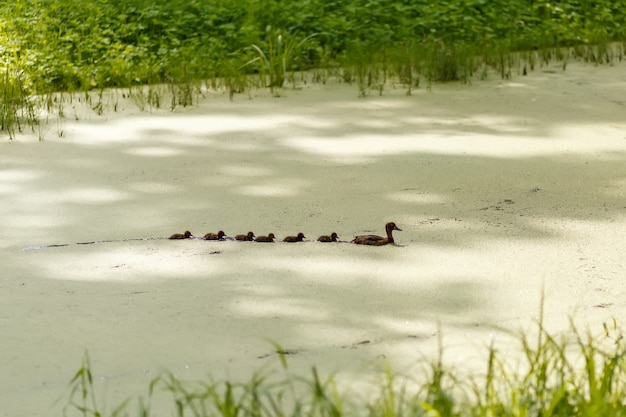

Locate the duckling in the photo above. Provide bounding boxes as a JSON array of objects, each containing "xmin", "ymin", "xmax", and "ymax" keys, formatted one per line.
[
  {"xmin": 283, "ymin": 232, "xmax": 306, "ymax": 242},
  {"xmin": 351, "ymin": 222, "xmax": 402, "ymax": 246},
  {"xmin": 235, "ymin": 231, "xmax": 255, "ymax": 241},
  {"xmin": 168, "ymin": 230, "xmax": 193, "ymax": 240},
  {"xmin": 317, "ymin": 232, "xmax": 339, "ymax": 242},
  {"xmin": 254, "ymin": 233, "xmax": 276, "ymax": 242},
  {"xmin": 203, "ymin": 230, "xmax": 226, "ymax": 241}
]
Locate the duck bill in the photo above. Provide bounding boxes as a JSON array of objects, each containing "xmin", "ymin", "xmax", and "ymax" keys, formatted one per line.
[{"xmin": 395, "ymin": 227, "xmax": 402, "ymax": 231}]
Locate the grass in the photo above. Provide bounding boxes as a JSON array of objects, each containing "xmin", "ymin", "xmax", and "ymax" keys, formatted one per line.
[
  {"xmin": 2, "ymin": 1, "xmax": 626, "ymax": 139},
  {"xmin": 246, "ymin": 30, "xmax": 318, "ymax": 96},
  {"xmin": 62, "ymin": 318, "xmax": 626, "ymax": 417},
  {"xmin": 0, "ymin": 67, "xmax": 39, "ymax": 140}
]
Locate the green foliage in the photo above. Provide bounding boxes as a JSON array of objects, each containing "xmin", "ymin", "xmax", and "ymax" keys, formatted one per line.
[
  {"xmin": 246, "ymin": 29, "xmax": 318, "ymax": 93},
  {"xmin": 63, "ymin": 321, "xmax": 626, "ymax": 417},
  {"xmin": 0, "ymin": 67, "xmax": 38, "ymax": 139},
  {"xmin": 1, "ymin": 0, "xmax": 625, "ymax": 137},
  {"xmin": 2, "ymin": 0, "xmax": 625, "ymax": 94}
]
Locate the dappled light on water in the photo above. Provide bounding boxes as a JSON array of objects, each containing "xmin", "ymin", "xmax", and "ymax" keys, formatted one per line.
[
  {"xmin": 236, "ymin": 180, "xmax": 307, "ymax": 197},
  {"xmin": 124, "ymin": 146, "xmax": 183, "ymax": 157},
  {"xmin": 1, "ymin": 62, "xmax": 625, "ymax": 417},
  {"xmin": 386, "ymin": 191, "xmax": 449, "ymax": 205}
]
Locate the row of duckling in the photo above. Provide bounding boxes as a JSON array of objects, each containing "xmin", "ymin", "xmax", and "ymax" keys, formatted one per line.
[{"xmin": 168, "ymin": 222, "xmax": 402, "ymax": 246}]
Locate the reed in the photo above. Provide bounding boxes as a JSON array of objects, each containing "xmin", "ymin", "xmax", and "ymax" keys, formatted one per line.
[
  {"xmin": 62, "ymin": 319, "xmax": 626, "ymax": 417},
  {"xmin": 2, "ymin": 0, "xmax": 626, "ymax": 138},
  {"xmin": 246, "ymin": 30, "xmax": 318, "ymax": 95}
]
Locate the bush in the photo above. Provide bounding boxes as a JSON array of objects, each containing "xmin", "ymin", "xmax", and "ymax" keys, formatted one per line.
[{"xmin": 2, "ymin": 0, "xmax": 625, "ymax": 94}]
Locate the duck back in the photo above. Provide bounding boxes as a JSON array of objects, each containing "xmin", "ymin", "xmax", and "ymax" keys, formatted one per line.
[
  {"xmin": 169, "ymin": 230, "xmax": 193, "ymax": 239},
  {"xmin": 351, "ymin": 234, "xmax": 387, "ymax": 245},
  {"xmin": 317, "ymin": 232, "xmax": 339, "ymax": 242},
  {"xmin": 255, "ymin": 233, "xmax": 275, "ymax": 242},
  {"xmin": 351, "ymin": 222, "xmax": 401, "ymax": 246},
  {"xmin": 235, "ymin": 231, "xmax": 255, "ymax": 241},
  {"xmin": 283, "ymin": 232, "xmax": 306, "ymax": 242},
  {"xmin": 203, "ymin": 231, "xmax": 226, "ymax": 240}
]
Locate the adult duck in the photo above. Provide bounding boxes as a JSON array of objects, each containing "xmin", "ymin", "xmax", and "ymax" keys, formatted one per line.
[
  {"xmin": 283, "ymin": 232, "xmax": 306, "ymax": 242},
  {"xmin": 203, "ymin": 230, "xmax": 226, "ymax": 240},
  {"xmin": 254, "ymin": 233, "xmax": 276, "ymax": 242},
  {"xmin": 317, "ymin": 232, "xmax": 339, "ymax": 242},
  {"xmin": 351, "ymin": 222, "xmax": 402, "ymax": 246},
  {"xmin": 168, "ymin": 230, "xmax": 193, "ymax": 240},
  {"xmin": 235, "ymin": 231, "xmax": 255, "ymax": 241}
]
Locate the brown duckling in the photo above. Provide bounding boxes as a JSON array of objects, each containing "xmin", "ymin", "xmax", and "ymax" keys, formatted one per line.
[
  {"xmin": 254, "ymin": 233, "xmax": 276, "ymax": 242},
  {"xmin": 168, "ymin": 230, "xmax": 193, "ymax": 240},
  {"xmin": 317, "ymin": 232, "xmax": 339, "ymax": 242},
  {"xmin": 235, "ymin": 231, "xmax": 255, "ymax": 241},
  {"xmin": 351, "ymin": 222, "xmax": 402, "ymax": 246},
  {"xmin": 203, "ymin": 230, "xmax": 226, "ymax": 240},
  {"xmin": 283, "ymin": 232, "xmax": 306, "ymax": 242}
]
